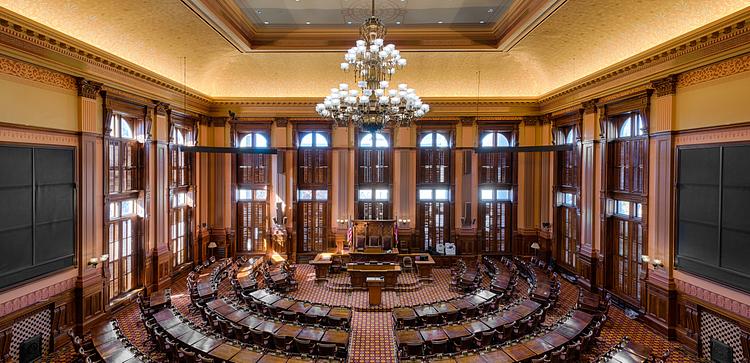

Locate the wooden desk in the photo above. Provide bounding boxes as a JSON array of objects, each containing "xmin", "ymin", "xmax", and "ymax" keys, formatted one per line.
[
  {"xmin": 443, "ymin": 325, "xmax": 471, "ymax": 340},
  {"xmin": 229, "ymin": 350, "xmax": 263, "ymax": 363},
  {"xmin": 503, "ymin": 343, "xmax": 536, "ymax": 362},
  {"xmin": 321, "ymin": 330, "xmax": 349, "ymax": 346},
  {"xmin": 275, "ymin": 324, "xmax": 303, "ymax": 338},
  {"xmin": 210, "ymin": 343, "xmax": 241, "ymax": 361},
  {"xmin": 297, "ymin": 326, "xmax": 325, "ymax": 341},
  {"xmin": 419, "ymin": 327, "xmax": 448, "ymax": 342},
  {"xmin": 405, "ymin": 254, "xmax": 435, "ymax": 279},
  {"xmin": 347, "ymin": 263, "xmax": 401, "ymax": 288},
  {"xmin": 396, "ymin": 330, "xmax": 423, "ymax": 346},
  {"xmin": 349, "ymin": 248, "xmax": 400, "ymax": 263}
]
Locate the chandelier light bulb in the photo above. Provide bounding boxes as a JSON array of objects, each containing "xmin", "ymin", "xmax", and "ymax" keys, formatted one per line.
[{"xmin": 317, "ymin": 2, "xmax": 429, "ymax": 131}]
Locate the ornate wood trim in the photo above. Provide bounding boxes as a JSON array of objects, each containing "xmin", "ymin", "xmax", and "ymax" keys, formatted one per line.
[
  {"xmin": 0, "ymin": 274, "xmax": 76, "ymax": 317},
  {"xmin": 539, "ymin": 16, "xmax": 750, "ymax": 105},
  {"xmin": 75, "ymin": 77, "xmax": 102, "ymax": 99},
  {"xmin": 651, "ymin": 75, "xmax": 678, "ymax": 97},
  {"xmin": 0, "ymin": 54, "xmax": 76, "ymax": 90},
  {"xmin": 678, "ymin": 53, "xmax": 750, "ymax": 88}
]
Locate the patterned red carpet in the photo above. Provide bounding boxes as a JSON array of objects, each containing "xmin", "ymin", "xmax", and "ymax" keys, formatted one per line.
[{"xmin": 50, "ymin": 263, "xmax": 703, "ymax": 362}]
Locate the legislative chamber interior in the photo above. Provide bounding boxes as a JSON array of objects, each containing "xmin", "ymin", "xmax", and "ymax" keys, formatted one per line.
[{"xmin": 0, "ymin": 0, "xmax": 749, "ymax": 362}]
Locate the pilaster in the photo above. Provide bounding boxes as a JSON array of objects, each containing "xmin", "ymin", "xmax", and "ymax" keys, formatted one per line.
[
  {"xmin": 75, "ymin": 78, "xmax": 106, "ymax": 334},
  {"xmin": 643, "ymin": 75, "xmax": 678, "ymax": 337}
]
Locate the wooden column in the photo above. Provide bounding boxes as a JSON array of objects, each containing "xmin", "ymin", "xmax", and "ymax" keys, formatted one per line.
[
  {"xmin": 76, "ymin": 78, "xmax": 106, "ymax": 334},
  {"xmin": 644, "ymin": 75, "xmax": 679, "ymax": 337},
  {"xmin": 578, "ymin": 100, "xmax": 601, "ymax": 291},
  {"xmin": 150, "ymin": 103, "xmax": 172, "ymax": 291}
]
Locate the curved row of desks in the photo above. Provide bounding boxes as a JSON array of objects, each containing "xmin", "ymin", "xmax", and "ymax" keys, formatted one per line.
[
  {"xmin": 392, "ymin": 289, "xmax": 499, "ymax": 328},
  {"xmin": 151, "ymin": 307, "xmax": 343, "ymax": 363},
  {"xmin": 204, "ymin": 298, "xmax": 350, "ymax": 354},
  {"xmin": 86, "ymin": 321, "xmax": 152, "ymax": 363},
  {"xmin": 402, "ymin": 310, "xmax": 598, "ymax": 363},
  {"xmin": 245, "ymin": 289, "xmax": 352, "ymax": 328},
  {"xmin": 596, "ymin": 337, "xmax": 654, "ymax": 363},
  {"xmin": 395, "ymin": 299, "xmax": 544, "ymax": 357}
]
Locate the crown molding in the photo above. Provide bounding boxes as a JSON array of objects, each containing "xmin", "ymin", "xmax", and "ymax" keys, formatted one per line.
[
  {"xmin": 1, "ymin": 5, "xmax": 749, "ymax": 122},
  {"xmin": 538, "ymin": 9, "xmax": 750, "ymax": 112},
  {"xmin": 183, "ymin": 0, "xmax": 564, "ymax": 52},
  {"xmin": 209, "ymin": 96, "xmax": 540, "ymax": 118},
  {"xmin": 0, "ymin": 7, "xmax": 213, "ymax": 113}
]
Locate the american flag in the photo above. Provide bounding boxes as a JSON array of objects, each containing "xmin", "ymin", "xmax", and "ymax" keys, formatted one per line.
[
  {"xmin": 394, "ymin": 220, "xmax": 399, "ymax": 246},
  {"xmin": 346, "ymin": 219, "xmax": 353, "ymax": 249}
]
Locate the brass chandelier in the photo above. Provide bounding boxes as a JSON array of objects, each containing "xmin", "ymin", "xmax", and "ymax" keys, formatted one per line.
[{"xmin": 316, "ymin": 0, "xmax": 430, "ymax": 132}]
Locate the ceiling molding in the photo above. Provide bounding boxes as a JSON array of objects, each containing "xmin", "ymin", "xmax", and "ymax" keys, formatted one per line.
[
  {"xmin": 183, "ymin": 0, "xmax": 564, "ymax": 52},
  {"xmin": 209, "ymin": 97, "xmax": 540, "ymax": 118},
  {"xmin": 0, "ymin": 7, "xmax": 213, "ymax": 113},
  {"xmin": 538, "ymin": 9, "xmax": 750, "ymax": 110},
  {"xmin": 493, "ymin": 0, "xmax": 568, "ymax": 51},
  {"xmin": 1, "ymin": 5, "xmax": 749, "ymax": 121},
  {"xmin": 180, "ymin": 0, "xmax": 255, "ymax": 52}
]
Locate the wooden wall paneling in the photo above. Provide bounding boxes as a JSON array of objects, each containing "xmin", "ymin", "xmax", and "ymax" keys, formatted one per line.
[{"xmin": 675, "ymin": 296, "xmax": 700, "ymax": 352}]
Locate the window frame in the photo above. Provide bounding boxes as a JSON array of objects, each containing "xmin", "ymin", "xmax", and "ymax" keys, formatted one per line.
[
  {"xmin": 417, "ymin": 129, "xmax": 454, "ymax": 251},
  {"xmin": 477, "ymin": 125, "xmax": 517, "ymax": 254},
  {"xmin": 356, "ymin": 130, "xmax": 393, "ymax": 220}
]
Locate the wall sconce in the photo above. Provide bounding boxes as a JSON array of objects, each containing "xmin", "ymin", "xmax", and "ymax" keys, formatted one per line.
[
  {"xmin": 641, "ymin": 255, "xmax": 650, "ymax": 264},
  {"xmin": 397, "ymin": 218, "xmax": 411, "ymax": 225},
  {"xmin": 336, "ymin": 218, "xmax": 349, "ymax": 225},
  {"xmin": 652, "ymin": 258, "xmax": 664, "ymax": 269},
  {"xmin": 88, "ymin": 254, "xmax": 109, "ymax": 268}
]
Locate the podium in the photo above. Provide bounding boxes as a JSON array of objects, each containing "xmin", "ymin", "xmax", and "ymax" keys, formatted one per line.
[{"xmin": 367, "ymin": 276, "xmax": 385, "ymax": 305}]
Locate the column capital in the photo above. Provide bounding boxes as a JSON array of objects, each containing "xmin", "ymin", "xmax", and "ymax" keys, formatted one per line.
[
  {"xmin": 582, "ymin": 99, "xmax": 598, "ymax": 114},
  {"xmin": 459, "ymin": 116, "xmax": 475, "ymax": 126},
  {"xmin": 75, "ymin": 77, "xmax": 102, "ymax": 99},
  {"xmin": 274, "ymin": 117, "xmax": 289, "ymax": 128},
  {"xmin": 651, "ymin": 74, "xmax": 678, "ymax": 97}
]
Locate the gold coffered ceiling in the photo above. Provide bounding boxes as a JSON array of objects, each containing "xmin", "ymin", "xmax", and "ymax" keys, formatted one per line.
[{"xmin": 0, "ymin": 0, "xmax": 747, "ymax": 98}]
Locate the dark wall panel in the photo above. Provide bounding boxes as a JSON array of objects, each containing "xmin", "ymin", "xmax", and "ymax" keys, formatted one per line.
[
  {"xmin": 0, "ymin": 146, "xmax": 75, "ymax": 289},
  {"xmin": 676, "ymin": 145, "xmax": 750, "ymax": 293}
]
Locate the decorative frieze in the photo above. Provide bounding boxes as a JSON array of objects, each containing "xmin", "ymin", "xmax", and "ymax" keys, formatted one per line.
[
  {"xmin": 0, "ymin": 54, "xmax": 76, "ymax": 90},
  {"xmin": 0, "ymin": 277, "xmax": 76, "ymax": 317},
  {"xmin": 676, "ymin": 279, "xmax": 750, "ymax": 319},
  {"xmin": 678, "ymin": 53, "xmax": 750, "ymax": 88}
]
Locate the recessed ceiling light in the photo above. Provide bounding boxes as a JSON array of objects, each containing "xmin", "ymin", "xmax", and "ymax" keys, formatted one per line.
[
  {"xmin": 305, "ymin": 21, "xmax": 311, "ymax": 25},
  {"xmin": 264, "ymin": 21, "xmax": 270, "ymax": 24}
]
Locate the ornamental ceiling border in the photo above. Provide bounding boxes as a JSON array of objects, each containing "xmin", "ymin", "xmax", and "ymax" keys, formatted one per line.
[
  {"xmin": 677, "ymin": 53, "xmax": 750, "ymax": 88},
  {"xmin": 0, "ymin": 10, "xmax": 212, "ymax": 106},
  {"xmin": 539, "ymin": 13, "xmax": 750, "ymax": 106},
  {"xmin": 0, "ymin": 53, "xmax": 75, "ymax": 91},
  {"xmin": 0, "ymin": 6, "xmax": 749, "ymax": 120}
]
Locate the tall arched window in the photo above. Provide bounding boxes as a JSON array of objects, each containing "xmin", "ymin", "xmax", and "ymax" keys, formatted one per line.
[
  {"xmin": 297, "ymin": 131, "xmax": 331, "ymax": 256},
  {"xmin": 105, "ymin": 109, "xmax": 145, "ymax": 302},
  {"xmin": 417, "ymin": 131, "xmax": 452, "ymax": 251},
  {"xmin": 478, "ymin": 130, "xmax": 515, "ymax": 253},
  {"xmin": 236, "ymin": 131, "xmax": 270, "ymax": 253},
  {"xmin": 605, "ymin": 105, "xmax": 648, "ymax": 307},
  {"xmin": 554, "ymin": 121, "xmax": 580, "ymax": 271},
  {"xmin": 357, "ymin": 131, "xmax": 392, "ymax": 220},
  {"xmin": 169, "ymin": 116, "xmax": 195, "ymax": 268}
]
